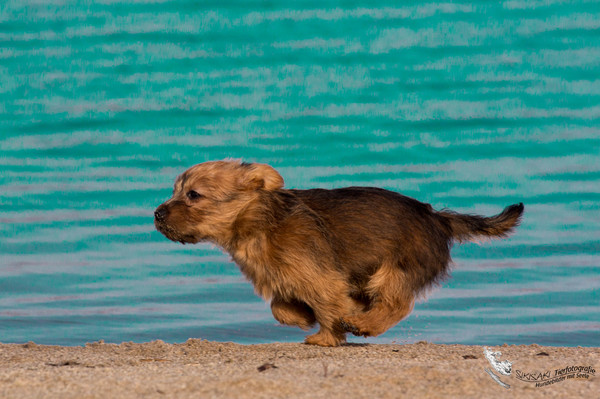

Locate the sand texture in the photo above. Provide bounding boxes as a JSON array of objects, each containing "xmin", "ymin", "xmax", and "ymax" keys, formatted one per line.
[{"xmin": 0, "ymin": 340, "xmax": 597, "ymax": 398}]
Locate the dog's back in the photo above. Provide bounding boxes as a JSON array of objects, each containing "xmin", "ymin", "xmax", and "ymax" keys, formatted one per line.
[
  {"xmin": 290, "ymin": 187, "xmax": 523, "ymax": 295},
  {"xmin": 290, "ymin": 187, "xmax": 454, "ymax": 294}
]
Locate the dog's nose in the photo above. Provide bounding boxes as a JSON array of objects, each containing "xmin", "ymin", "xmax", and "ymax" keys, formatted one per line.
[{"xmin": 154, "ymin": 206, "xmax": 167, "ymax": 221}]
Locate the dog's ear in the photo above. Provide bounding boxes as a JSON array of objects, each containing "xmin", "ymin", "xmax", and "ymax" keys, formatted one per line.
[{"xmin": 244, "ymin": 163, "xmax": 284, "ymax": 191}]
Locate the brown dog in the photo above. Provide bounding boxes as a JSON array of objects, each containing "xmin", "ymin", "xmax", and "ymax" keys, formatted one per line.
[{"xmin": 154, "ymin": 160, "xmax": 524, "ymax": 347}]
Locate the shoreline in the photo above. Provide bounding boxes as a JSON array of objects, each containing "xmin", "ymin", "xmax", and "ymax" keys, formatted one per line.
[{"xmin": 1, "ymin": 340, "xmax": 597, "ymax": 398}]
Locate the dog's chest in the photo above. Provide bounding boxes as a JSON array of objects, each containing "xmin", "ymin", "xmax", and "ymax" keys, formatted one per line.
[{"xmin": 230, "ymin": 237, "xmax": 280, "ymax": 299}]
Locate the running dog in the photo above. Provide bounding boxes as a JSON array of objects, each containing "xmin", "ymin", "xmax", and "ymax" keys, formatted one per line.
[{"xmin": 154, "ymin": 160, "xmax": 524, "ymax": 346}]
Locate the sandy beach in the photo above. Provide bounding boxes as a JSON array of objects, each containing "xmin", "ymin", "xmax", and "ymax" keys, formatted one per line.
[{"xmin": 0, "ymin": 340, "xmax": 597, "ymax": 398}]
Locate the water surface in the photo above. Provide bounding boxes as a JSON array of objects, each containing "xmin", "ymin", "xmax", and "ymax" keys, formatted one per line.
[{"xmin": 1, "ymin": 0, "xmax": 599, "ymax": 346}]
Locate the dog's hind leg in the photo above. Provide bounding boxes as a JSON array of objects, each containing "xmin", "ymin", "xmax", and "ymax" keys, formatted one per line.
[
  {"xmin": 271, "ymin": 297, "xmax": 316, "ymax": 330},
  {"xmin": 340, "ymin": 261, "xmax": 415, "ymax": 337}
]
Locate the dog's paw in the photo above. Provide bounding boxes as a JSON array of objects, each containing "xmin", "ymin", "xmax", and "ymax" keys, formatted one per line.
[
  {"xmin": 339, "ymin": 318, "xmax": 362, "ymax": 336},
  {"xmin": 276, "ymin": 318, "xmax": 314, "ymax": 331},
  {"xmin": 304, "ymin": 331, "xmax": 345, "ymax": 347},
  {"xmin": 340, "ymin": 316, "xmax": 374, "ymax": 337}
]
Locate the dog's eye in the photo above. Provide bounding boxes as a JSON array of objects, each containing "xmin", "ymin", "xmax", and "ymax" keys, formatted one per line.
[{"xmin": 186, "ymin": 190, "xmax": 203, "ymax": 200}]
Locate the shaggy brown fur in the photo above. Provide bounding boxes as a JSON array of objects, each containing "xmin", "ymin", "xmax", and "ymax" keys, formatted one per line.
[{"xmin": 154, "ymin": 160, "xmax": 524, "ymax": 347}]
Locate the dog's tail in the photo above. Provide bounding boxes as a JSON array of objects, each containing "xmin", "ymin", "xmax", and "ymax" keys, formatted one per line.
[{"xmin": 438, "ymin": 203, "xmax": 524, "ymax": 243}]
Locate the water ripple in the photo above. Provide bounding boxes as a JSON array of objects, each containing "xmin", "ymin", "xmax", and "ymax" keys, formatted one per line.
[{"xmin": 1, "ymin": 0, "xmax": 598, "ymax": 347}]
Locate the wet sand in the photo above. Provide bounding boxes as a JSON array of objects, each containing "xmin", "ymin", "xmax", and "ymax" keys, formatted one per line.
[{"xmin": 0, "ymin": 340, "xmax": 597, "ymax": 398}]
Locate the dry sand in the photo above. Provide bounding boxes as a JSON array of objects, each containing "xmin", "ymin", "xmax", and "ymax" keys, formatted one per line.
[{"xmin": 0, "ymin": 340, "xmax": 597, "ymax": 398}]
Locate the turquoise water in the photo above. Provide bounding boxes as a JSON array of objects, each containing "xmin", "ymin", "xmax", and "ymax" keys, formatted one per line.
[{"xmin": 1, "ymin": 1, "xmax": 599, "ymax": 347}]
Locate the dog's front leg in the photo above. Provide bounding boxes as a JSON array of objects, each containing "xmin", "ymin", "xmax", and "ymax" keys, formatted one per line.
[
  {"xmin": 301, "ymin": 281, "xmax": 359, "ymax": 347},
  {"xmin": 271, "ymin": 297, "xmax": 316, "ymax": 330},
  {"xmin": 304, "ymin": 324, "xmax": 347, "ymax": 347}
]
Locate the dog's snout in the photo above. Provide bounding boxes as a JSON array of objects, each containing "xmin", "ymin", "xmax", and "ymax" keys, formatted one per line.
[{"xmin": 154, "ymin": 206, "xmax": 168, "ymax": 221}]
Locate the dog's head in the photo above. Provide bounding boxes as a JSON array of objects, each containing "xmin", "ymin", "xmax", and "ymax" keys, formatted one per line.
[{"xmin": 154, "ymin": 160, "xmax": 284, "ymax": 245}]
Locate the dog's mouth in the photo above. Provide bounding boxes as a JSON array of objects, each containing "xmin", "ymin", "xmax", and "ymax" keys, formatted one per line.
[{"xmin": 154, "ymin": 219, "xmax": 200, "ymax": 245}]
